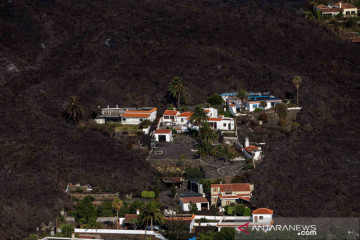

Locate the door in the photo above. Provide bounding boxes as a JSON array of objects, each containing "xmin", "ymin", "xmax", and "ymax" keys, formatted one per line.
[
  {"xmin": 158, "ymin": 135, "xmax": 166, "ymax": 142},
  {"xmin": 254, "ymin": 216, "xmax": 258, "ymax": 222}
]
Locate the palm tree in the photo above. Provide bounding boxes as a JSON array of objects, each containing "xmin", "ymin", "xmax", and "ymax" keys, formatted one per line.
[
  {"xmin": 63, "ymin": 96, "xmax": 83, "ymax": 124},
  {"xmin": 139, "ymin": 201, "xmax": 164, "ymax": 231},
  {"xmin": 237, "ymin": 89, "xmax": 249, "ymax": 111},
  {"xmin": 112, "ymin": 198, "xmax": 123, "ymax": 229},
  {"xmin": 292, "ymin": 76, "xmax": 302, "ymax": 107},
  {"xmin": 198, "ymin": 122, "xmax": 218, "ymax": 143},
  {"xmin": 190, "ymin": 106, "xmax": 209, "ymax": 132},
  {"xmin": 168, "ymin": 76, "xmax": 188, "ymax": 108}
]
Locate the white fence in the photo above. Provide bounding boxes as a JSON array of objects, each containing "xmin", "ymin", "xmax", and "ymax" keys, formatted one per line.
[{"xmin": 75, "ymin": 229, "xmax": 156, "ymax": 235}]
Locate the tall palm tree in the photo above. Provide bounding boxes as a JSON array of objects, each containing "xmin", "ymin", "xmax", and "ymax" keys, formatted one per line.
[
  {"xmin": 112, "ymin": 198, "xmax": 123, "ymax": 229},
  {"xmin": 198, "ymin": 122, "xmax": 218, "ymax": 143},
  {"xmin": 168, "ymin": 76, "xmax": 188, "ymax": 108},
  {"xmin": 292, "ymin": 76, "xmax": 303, "ymax": 107},
  {"xmin": 237, "ymin": 89, "xmax": 249, "ymax": 111},
  {"xmin": 63, "ymin": 96, "xmax": 83, "ymax": 124},
  {"xmin": 190, "ymin": 106, "xmax": 209, "ymax": 131},
  {"xmin": 139, "ymin": 201, "xmax": 164, "ymax": 231}
]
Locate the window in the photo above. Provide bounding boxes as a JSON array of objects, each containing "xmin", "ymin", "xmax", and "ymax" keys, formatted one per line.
[
  {"xmin": 351, "ymin": 11, "xmax": 355, "ymax": 14},
  {"xmin": 213, "ymin": 188, "xmax": 218, "ymax": 192},
  {"xmin": 260, "ymin": 216, "xmax": 264, "ymax": 220},
  {"xmin": 346, "ymin": 11, "xmax": 350, "ymax": 14},
  {"xmin": 223, "ymin": 123, "xmax": 226, "ymax": 127},
  {"xmin": 164, "ymin": 116, "xmax": 170, "ymax": 119},
  {"xmin": 253, "ymin": 104, "xmax": 258, "ymax": 108},
  {"xmin": 226, "ymin": 201, "xmax": 231, "ymax": 205},
  {"xmin": 181, "ymin": 118, "xmax": 184, "ymax": 122},
  {"xmin": 139, "ymin": 119, "xmax": 143, "ymax": 122},
  {"xmin": 122, "ymin": 118, "xmax": 126, "ymax": 121}
]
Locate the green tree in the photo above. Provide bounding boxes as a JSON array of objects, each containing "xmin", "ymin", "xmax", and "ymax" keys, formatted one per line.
[
  {"xmin": 233, "ymin": 204, "xmax": 245, "ymax": 216},
  {"xmin": 154, "ymin": 176, "xmax": 160, "ymax": 199},
  {"xmin": 190, "ymin": 106, "xmax": 209, "ymax": 130},
  {"xmin": 275, "ymin": 103, "xmax": 288, "ymax": 120},
  {"xmin": 189, "ymin": 202, "xmax": 198, "ymax": 214},
  {"xmin": 171, "ymin": 182, "xmax": 176, "ymax": 198},
  {"xmin": 244, "ymin": 208, "xmax": 252, "ymax": 216},
  {"xmin": 81, "ymin": 217, "xmax": 102, "ymax": 229},
  {"xmin": 292, "ymin": 76, "xmax": 302, "ymax": 107},
  {"xmin": 112, "ymin": 198, "xmax": 124, "ymax": 229},
  {"xmin": 63, "ymin": 96, "xmax": 83, "ymax": 124},
  {"xmin": 139, "ymin": 201, "xmax": 164, "ymax": 231},
  {"xmin": 60, "ymin": 224, "xmax": 74, "ymax": 237},
  {"xmin": 130, "ymin": 200, "xmax": 145, "ymax": 214},
  {"xmin": 130, "ymin": 218, "xmax": 140, "ymax": 230},
  {"xmin": 237, "ymin": 89, "xmax": 249, "ymax": 111},
  {"xmin": 168, "ymin": 76, "xmax": 188, "ymax": 108},
  {"xmin": 76, "ymin": 196, "xmax": 97, "ymax": 224},
  {"xmin": 97, "ymin": 201, "xmax": 114, "ymax": 217},
  {"xmin": 184, "ymin": 166, "xmax": 204, "ymax": 179},
  {"xmin": 215, "ymin": 227, "xmax": 235, "ymax": 240},
  {"xmin": 207, "ymin": 94, "xmax": 224, "ymax": 105},
  {"xmin": 259, "ymin": 101, "xmax": 267, "ymax": 109},
  {"xmin": 198, "ymin": 122, "xmax": 218, "ymax": 143},
  {"xmin": 164, "ymin": 218, "xmax": 190, "ymax": 240}
]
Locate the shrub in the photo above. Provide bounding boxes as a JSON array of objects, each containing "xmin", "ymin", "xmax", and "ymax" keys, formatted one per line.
[
  {"xmin": 258, "ymin": 113, "xmax": 269, "ymax": 123},
  {"xmin": 184, "ymin": 166, "xmax": 204, "ymax": 179},
  {"xmin": 139, "ymin": 119, "xmax": 152, "ymax": 129},
  {"xmin": 207, "ymin": 94, "xmax": 224, "ymax": 105},
  {"xmin": 60, "ymin": 224, "xmax": 74, "ymax": 237},
  {"xmin": 278, "ymin": 118, "xmax": 287, "ymax": 127},
  {"xmin": 196, "ymin": 217, "xmax": 209, "ymax": 223},
  {"xmin": 225, "ymin": 205, "xmax": 235, "ymax": 215},
  {"xmin": 253, "ymin": 108, "xmax": 263, "ymax": 112},
  {"xmin": 172, "ymin": 128, "xmax": 177, "ymax": 134},
  {"xmin": 97, "ymin": 201, "xmax": 114, "ymax": 217},
  {"xmin": 275, "ymin": 103, "xmax": 287, "ymax": 120},
  {"xmin": 75, "ymin": 187, "xmax": 83, "ymax": 193},
  {"xmin": 245, "ymin": 163, "xmax": 254, "ymax": 170},
  {"xmin": 244, "ymin": 208, "xmax": 252, "ymax": 216},
  {"xmin": 233, "ymin": 204, "xmax": 245, "ymax": 216},
  {"xmin": 147, "ymin": 191, "xmax": 155, "ymax": 199},
  {"xmin": 75, "ymin": 196, "xmax": 97, "ymax": 224},
  {"xmin": 141, "ymin": 191, "xmax": 149, "ymax": 198},
  {"xmin": 171, "ymin": 183, "xmax": 176, "ymax": 198}
]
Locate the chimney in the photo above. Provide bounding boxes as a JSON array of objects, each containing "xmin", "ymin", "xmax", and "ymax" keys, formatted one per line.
[
  {"xmin": 107, "ymin": 105, "xmax": 109, "ymax": 109},
  {"xmin": 339, "ymin": 1, "xmax": 342, "ymax": 8},
  {"xmin": 245, "ymin": 137, "xmax": 249, "ymax": 147},
  {"xmin": 116, "ymin": 105, "xmax": 118, "ymax": 108},
  {"xmin": 136, "ymin": 209, "xmax": 140, "ymax": 215},
  {"xmin": 220, "ymin": 181, "xmax": 223, "ymax": 184}
]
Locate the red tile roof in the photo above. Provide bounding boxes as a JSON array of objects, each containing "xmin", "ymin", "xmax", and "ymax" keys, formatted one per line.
[
  {"xmin": 122, "ymin": 113, "xmax": 151, "ymax": 118},
  {"xmin": 211, "ymin": 183, "xmax": 251, "ymax": 192},
  {"xmin": 334, "ymin": 2, "xmax": 356, "ymax": 9},
  {"xmin": 177, "ymin": 112, "xmax": 192, "ymax": 117},
  {"xmin": 245, "ymin": 145, "xmax": 259, "ymax": 152},
  {"xmin": 161, "ymin": 177, "xmax": 183, "ymax": 183},
  {"xmin": 164, "ymin": 110, "xmax": 179, "ymax": 116},
  {"xmin": 124, "ymin": 214, "xmax": 138, "ymax": 223},
  {"xmin": 252, "ymin": 208, "xmax": 274, "ymax": 214},
  {"xmin": 218, "ymin": 194, "xmax": 251, "ymax": 202},
  {"xmin": 208, "ymin": 118, "xmax": 223, "ymax": 121},
  {"xmin": 179, "ymin": 196, "xmax": 208, "ymax": 204},
  {"xmin": 126, "ymin": 108, "xmax": 157, "ymax": 113},
  {"xmin": 155, "ymin": 129, "xmax": 172, "ymax": 134}
]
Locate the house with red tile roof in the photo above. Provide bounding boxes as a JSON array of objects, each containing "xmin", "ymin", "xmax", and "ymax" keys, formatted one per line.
[
  {"xmin": 121, "ymin": 107, "xmax": 157, "ymax": 125},
  {"xmin": 179, "ymin": 196, "xmax": 209, "ymax": 212},
  {"xmin": 315, "ymin": 2, "xmax": 358, "ymax": 16},
  {"xmin": 210, "ymin": 183, "xmax": 254, "ymax": 207},
  {"xmin": 154, "ymin": 129, "xmax": 173, "ymax": 142}
]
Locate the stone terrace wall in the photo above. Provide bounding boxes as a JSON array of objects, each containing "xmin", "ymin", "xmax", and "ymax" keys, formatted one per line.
[{"xmin": 70, "ymin": 192, "xmax": 119, "ymax": 200}]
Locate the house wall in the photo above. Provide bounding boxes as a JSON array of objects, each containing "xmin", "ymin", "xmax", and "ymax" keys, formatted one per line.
[
  {"xmin": 204, "ymin": 108, "xmax": 218, "ymax": 118},
  {"xmin": 253, "ymin": 214, "xmax": 273, "ymax": 223},
  {"xmin": 155, "ymin": 133, "xmax": 172, "ymax": 142},
  {"xmin": 180, "ymin": 201, "xmax": 203, "ymax": 212},
  {"xmin": 174, "ymin": 117, "xmax": 189, "ymax": 126},
  {"xmin": 95, "ymin": 118, "xmax": 105, "ymax": 124},
  {"xmin": 220, "ymin": 199, "xmax": 236, "ymax": 207}
]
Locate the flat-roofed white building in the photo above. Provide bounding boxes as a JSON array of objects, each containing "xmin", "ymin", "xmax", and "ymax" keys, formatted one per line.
[{"xmin": 121, "ymin": 108, "xmax": 157, "ymax": 125}]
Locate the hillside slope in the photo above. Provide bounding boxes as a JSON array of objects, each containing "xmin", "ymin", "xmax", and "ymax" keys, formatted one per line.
[{"xmin": 1, "ymin": 0, "xmax": 360, "ymax": 238}]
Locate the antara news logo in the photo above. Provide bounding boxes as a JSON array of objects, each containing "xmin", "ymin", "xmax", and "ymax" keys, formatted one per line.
[{"xmin": 237, "ymin": 222, "xmax": 317, "ymax": 236}]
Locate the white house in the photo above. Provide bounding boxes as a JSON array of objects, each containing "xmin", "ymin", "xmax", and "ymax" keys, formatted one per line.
[
  {"xmin": 315, "ymin": 2, "xmax": 358, "ymax": 16},
  {"xmin": 204, "ymin": 107, "xmax": 218, "ymax": 118},
  {"xmin": 121, "ymin": 108, "xmax": 157, "ymax": 125},
  {"xmin": 252, "ymin": 208, "xmax": 274, "ymax": 224},
  {"xmin": 242, "ymin": 94, "xmax": 282, "ymax": 112},
  {"xmin": 175, "ymin": 112, "xmax": 192, "ymax": 126},
  {"xmin": 208, "ymin": 117, "xmax": 235, "ymax": 131},
  {"xmin": 154, "ymin": 129, "xmax": 173, "ymax": 142},
  {"xmin": 179, "ymin": 196, "xmax": 209, "ymax": 212},
  {"xmin": 162, "ymin": 110, "xmax": 180, "ymax": 124}
]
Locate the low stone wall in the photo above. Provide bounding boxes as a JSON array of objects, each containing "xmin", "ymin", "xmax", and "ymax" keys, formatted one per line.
[{"xmin": 70, "ymin": 192, "xmax": 119, "ymax": 201}]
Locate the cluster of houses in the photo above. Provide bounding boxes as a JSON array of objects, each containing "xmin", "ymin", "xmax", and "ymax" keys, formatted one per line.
[{"xmin": 315, "ymin": 1, "xmax": 358, "ymax": 17}]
